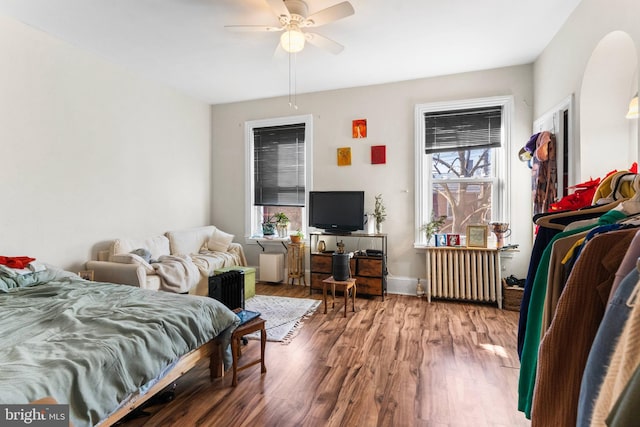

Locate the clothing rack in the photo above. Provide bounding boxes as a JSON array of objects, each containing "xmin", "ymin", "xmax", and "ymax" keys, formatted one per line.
[{"xmin": 516, "ymin": 182, "xmax": 640, "ymax": 426}]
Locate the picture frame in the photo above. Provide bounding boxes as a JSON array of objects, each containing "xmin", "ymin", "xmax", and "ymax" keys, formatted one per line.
[
  {"xmin": 446, "ymin": 233, "xmax": 460, "ymax": 246},
  {"xmin": 77, "ymin": 270, "xmax": 94, "ymax": 281},
  {"xmin": 434, "ymin": 233, "xmax": 447, "ymax": 247},
  {"xmin": 466, "ymin": 225, "xmax": 488, "ymax": 248}
]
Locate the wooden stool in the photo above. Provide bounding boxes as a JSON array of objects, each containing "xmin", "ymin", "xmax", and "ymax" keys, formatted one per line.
[
  {"xmin": 322, "ymin": 276, "xmax": 357, "ymax": 317},
  {"xmin": 231, "ymin": 311, "xmax": 267, "ymax": 386}
]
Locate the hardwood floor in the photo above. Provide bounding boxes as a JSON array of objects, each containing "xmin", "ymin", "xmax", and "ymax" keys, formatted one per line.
[{"xmin": 119, "ymin": 283, "xmax": 530, "ymax": 427}]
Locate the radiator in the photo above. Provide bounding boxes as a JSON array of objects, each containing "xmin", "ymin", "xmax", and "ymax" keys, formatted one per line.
[
  {"xmin": 425, "ymin": 248, "xmax": 503, "ymax": 309},
  {"xmin": 208, "ymin": 270, "xmax": 245, "ymax": 310}
]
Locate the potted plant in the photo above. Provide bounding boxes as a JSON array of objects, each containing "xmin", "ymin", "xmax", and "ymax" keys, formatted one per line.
[
  {"xmin": 274, "ymin": 212, "xmax": 290, "ymax": 238},
  {"xmin": 290, "ymin": 229, "xmax": 304, "ymax": 243},
  {"xmin": 374, "ymin": 194, "xmax": 386, "ymax": 234},
  {"xmin": 261, "ymin": 214, "xmax": 276, "ymax": 236},
  {"xmin": 420, "ymin": 211, "xmax": 447, "ymax": 245}
]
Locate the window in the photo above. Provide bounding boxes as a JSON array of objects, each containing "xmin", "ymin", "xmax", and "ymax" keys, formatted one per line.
[
  {"xmin": 245, "ymin": 115, "xmax": 313, "ymax": 239},
  {"xmin": 414, "ymin": 96, "xmax": 512, "ymax": 244}
]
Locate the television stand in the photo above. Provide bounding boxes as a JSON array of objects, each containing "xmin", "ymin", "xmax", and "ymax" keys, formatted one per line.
[{"xmin": 309, "ymin": 232, "xmax": 387, "ymax": 300}]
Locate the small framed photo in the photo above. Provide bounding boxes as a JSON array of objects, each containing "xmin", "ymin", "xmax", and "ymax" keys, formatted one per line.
[
  {"xmin": 446, "ymin": 233, "xmax": 460, "ymax": 246},
  {"xmin": 77, "ymin": 270, "xmax": 94, "ymax": 281},
  {"xmin": 434, "ymin": 233, "xmax": 447, "ymax": 247},
  {"xmin": 466, "ymin": 225, "xmax": 488, "ymax": 248}
]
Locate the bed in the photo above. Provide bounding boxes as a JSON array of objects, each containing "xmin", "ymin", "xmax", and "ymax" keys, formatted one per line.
[{"xmin": 0, "ymin": 264, "xmax": 240, "ymax": 427}]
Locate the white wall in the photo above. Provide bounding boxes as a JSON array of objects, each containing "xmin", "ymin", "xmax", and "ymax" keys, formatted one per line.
[
  {"xmin": 0, "ymin": 14, "xmax": 212, "ymax": 272},
  {"xmin": 211, "ymin": 65, "xmax": 534, "ymax": 292},
  {"xmin": 534, "ymin": 0, "xmax": 640, "ymax": 181}
]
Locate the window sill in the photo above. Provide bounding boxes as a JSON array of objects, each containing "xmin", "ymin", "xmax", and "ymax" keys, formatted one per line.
[{"xmin": 245, "ymin": 236, "xmax": 307, "ymax": 251}]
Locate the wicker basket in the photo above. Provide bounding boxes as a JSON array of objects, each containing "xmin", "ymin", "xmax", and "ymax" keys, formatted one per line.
[{"xmin": 503, "ymin": 279, "xmax": 524, "ymax": 311}]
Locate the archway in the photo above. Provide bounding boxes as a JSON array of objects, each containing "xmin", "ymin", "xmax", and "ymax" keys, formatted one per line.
[{"xmin": 580, "ymin": 31, "xmax": 638, "ymax": 181}]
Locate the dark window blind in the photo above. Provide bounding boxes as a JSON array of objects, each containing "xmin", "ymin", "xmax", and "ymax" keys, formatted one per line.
[
  {"xmin": 254, "ymin": 123, "xmax": 305, "ymax": 207},
  {"xmin": 424, "ymin": 106, "xmax": 502, "ymax": 154}
]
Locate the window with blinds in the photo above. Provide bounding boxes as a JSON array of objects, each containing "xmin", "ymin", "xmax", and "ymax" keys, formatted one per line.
[
  {"xmin": 414, "ymin": 97, "xmax": 512, "ymax": 243},
  {"xmin": 253, "ymin": 124, "xmax": 305, "ymax": 207},
  {"xmin": 247, "ymin": 117, "xmax": 311, "ymax": 238}
]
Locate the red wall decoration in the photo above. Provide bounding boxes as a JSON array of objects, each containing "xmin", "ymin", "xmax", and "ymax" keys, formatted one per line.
[{"xmin": 371, "ymin": 145, "xmax": 386, "ymax": 164}]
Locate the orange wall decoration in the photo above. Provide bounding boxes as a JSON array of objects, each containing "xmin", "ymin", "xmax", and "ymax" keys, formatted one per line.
[
  {"xmin": 352, "ymin": 119, "xmax": 367, "ymax": 138},
  {"xmin": 337, "ymin": 147, "xmax": 352, "ymax": 166}
]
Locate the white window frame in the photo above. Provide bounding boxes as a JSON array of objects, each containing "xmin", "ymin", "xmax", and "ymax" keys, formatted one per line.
[
  {"xmin": 414, "ymin": 96, "xmax": 513, "ymax": 245},
  {"xmin": 245, "ymin": 114, "xmax": 314, "ymax": 242}
]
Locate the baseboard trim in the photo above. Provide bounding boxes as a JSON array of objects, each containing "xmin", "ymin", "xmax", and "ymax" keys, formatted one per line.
[
  {"xmin": 250, "ymin": 267, "xmax": 422, "ymax": 298},
  {"xmin": 387, "ymin": 275, "xmax": 421, "ymax": 296}
]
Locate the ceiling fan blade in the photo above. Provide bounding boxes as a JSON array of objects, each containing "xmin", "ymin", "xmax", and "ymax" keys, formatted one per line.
[
  {"xmin": 273, "ymin": 42, "xmax": 287, "ymax": 60},
  {"xmin": 305, "ymin": 32, "xmax": 344, "ymax": 54},
  {"xmin": 305, "ymin": 2, "xmax": 354, "ymax": 27},
  {"xmin": 265, "ymin": 0, "xmax": 291, "ymax": 21},
  {"xmin": 224, "ymin": 25, "xmax": 283, "ymax": 32}
]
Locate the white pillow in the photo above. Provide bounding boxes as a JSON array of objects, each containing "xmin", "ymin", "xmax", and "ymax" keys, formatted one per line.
[
  {"xmin": 207, "ymin": 228, "xmax": 234, "ymax": 252},
  {"xmin": 166, "ymin": 226, "xmax": 216, "ymax": 255}
]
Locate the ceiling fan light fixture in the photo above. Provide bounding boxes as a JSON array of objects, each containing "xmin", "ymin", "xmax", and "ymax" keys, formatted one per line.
[
  {"xmin": 626, "ymin": 94, "xmax": 639, "ymax": 119},
  {"xmin": 280, "ymin": 29, "xmax": 305, "ymax": 53}
]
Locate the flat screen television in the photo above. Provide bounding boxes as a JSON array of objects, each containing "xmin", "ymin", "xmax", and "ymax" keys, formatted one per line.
[{"xmin": 308, "ymin": 191, "xmax": 365, "ymax": 233}]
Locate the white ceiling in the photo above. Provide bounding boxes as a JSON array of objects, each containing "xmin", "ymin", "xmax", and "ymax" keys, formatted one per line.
[{"xmin": 0, "ymin": 0, "xmax": 583, "ymax": 105}]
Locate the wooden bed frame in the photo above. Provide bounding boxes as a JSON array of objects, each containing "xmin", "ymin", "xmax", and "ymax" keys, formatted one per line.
[{"xmin": 96, "ymin": 339, "xmax": 224, "ymax": 426}]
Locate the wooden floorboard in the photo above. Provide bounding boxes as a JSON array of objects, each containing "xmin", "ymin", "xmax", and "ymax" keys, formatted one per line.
[{"xmin": 119, "ymin": 283, "xmax": 530, "ymax": 427}]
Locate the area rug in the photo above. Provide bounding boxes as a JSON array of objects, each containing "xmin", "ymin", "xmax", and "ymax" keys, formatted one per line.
[{"xmin": 244, "ymin": 295, "xmax": 321, "ymax": 343}]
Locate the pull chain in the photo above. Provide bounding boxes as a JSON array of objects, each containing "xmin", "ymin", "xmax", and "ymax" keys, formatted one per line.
[{"xmin": 288, "ymin": 51, "xmax": 298, "ymax": 109}]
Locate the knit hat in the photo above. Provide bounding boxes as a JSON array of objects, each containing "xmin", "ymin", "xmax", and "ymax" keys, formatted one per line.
[{"xmin": 518, "ymin": 132, "xmax": 539, "ymax": 161}]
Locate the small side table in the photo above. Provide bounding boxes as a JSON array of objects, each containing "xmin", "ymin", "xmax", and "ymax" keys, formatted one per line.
[
  {"xmin": 322, "ymin": 276, "xmax": 357, "ymax": 318},
  {"xmin": 287, "ymin": 242, "xmax": 306, "ymax": 286},
  {"xmin": 231, "ymin": 310, "xmax": 267, "ymax": 386}
]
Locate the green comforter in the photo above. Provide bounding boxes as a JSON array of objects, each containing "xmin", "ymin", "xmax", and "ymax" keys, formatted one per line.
[{"xmin": 0, "ymin": 266, "xmax": 239, "ymax": 427}]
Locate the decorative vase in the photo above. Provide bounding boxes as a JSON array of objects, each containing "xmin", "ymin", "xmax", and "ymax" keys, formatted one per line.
[
  {"xmin": 375, "ymin": 221, "xmax": 381, "ymax": 234},
  {"xmin": 367, "ymin": 214, "xmax": 376, "ymax": 234},
  {"xmin": 425, "ymin": 233, "xmax": 434, "ymax": 246},
  {"xmin": 317, "ymin": 240, "xmax": 326, "ymax": 252},
  {"xmin": 489, "ymin": 222, "xmax": 511, "ymax": 249},
  {"xmin": 276, "ymin": 223, "xmax": 289, "ymax": 238}
]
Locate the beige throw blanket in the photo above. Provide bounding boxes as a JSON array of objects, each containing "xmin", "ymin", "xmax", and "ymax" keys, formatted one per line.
[
  {"xmin": 153, "ymin": 255, "xmax": 200, "ymax": 293},
  {"xmin": 191, "ymin": 243, "xmax": 247, "ymax": 277}
]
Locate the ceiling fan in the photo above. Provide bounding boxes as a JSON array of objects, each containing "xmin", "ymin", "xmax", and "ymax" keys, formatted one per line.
[{"xmin": 225, "ymin": 0, "xmax": 355, "ymax": 55}]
